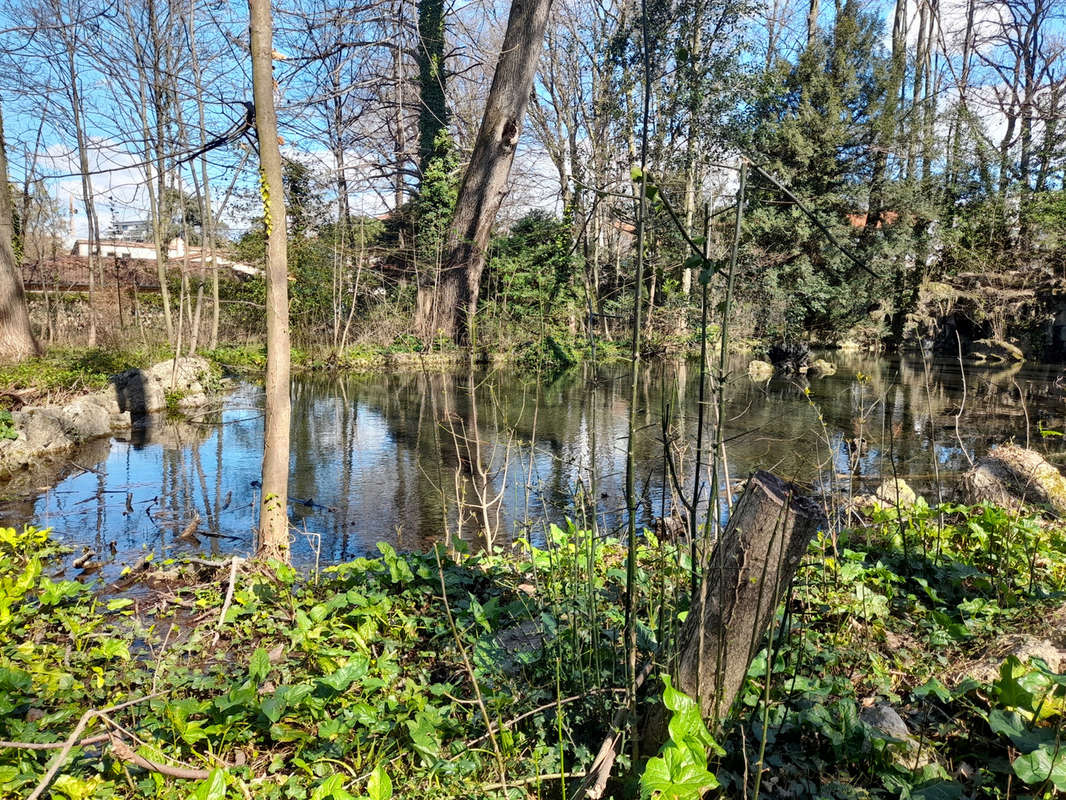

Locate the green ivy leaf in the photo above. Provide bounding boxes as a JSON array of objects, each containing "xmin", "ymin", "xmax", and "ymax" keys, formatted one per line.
[
  {"xmin": 640, "ymin": 744, "xmax": 719, "ymax": 799},
  {"xmin": 366, "ymin": 765, "xmax": 393, "ymax": 800},
  {"xmin": 909, "ymin": 779, "xmax": 964, "ymax": 800},
  {"xmin": 249, "ymin": 647, "xmax": 270, "ymax": 686},
  {"xmin": 310, "ymin": 774, "xmax": 355, "ymax": 800},
  {"xmin": 1012, "ymin": 746, "xmax": 1066, "ymax": 790},
  {"xmin": 987, "ymin": 709, "xmax": 1057, "ymax": 753},
  {"xmin": 191, "ymin": 768, "xmax": 227, "ymax": 800},
  {"xmin": 994, "ymin": 656, "xmax": 1036, "ymax": 711}
]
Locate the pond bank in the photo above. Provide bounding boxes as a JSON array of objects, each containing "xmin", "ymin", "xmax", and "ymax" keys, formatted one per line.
[{"xmin": 0, "ymin": 356, "xmax": 224, "ymax": 479}]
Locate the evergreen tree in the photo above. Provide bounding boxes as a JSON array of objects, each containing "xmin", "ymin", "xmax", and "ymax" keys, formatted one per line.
[{"xmin": 744, "ymin": 0, "xmax": 891, "ymax": 340}]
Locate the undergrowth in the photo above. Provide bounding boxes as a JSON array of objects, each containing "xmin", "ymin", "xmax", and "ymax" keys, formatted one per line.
[{"xmin": 0, "ymin": 499, "xmax": 1064, "ymax": 799}]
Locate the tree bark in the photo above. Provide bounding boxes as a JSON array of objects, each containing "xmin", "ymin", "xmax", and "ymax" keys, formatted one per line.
[
  {"xmin": 414, "ymin": 0, "xmax": 554, "ymax": 344},
  {"xmin": 0, "ymin": 105, "xmax": 41, "ymax": 362},
  {"xmin": 249, "ymin": 0, "xmax": 292, "ymax": 562},
  {"xmin": 643, "ymin": 471, "xmax": 824, "ymax": 752}
]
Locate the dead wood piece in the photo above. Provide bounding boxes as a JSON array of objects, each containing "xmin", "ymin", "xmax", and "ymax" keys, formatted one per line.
[
  {"xmin": 0, "ymin": 733, "xmax": 110, "ymax": 751},
  {"xmin": 108, "ymin": 735, "xmax": 210, "ymax": 780},
  {"xmin": 212, "ymin": 556, "xmax": 243, "ymax": 646},
  {"xmin": 26, "ymin": 693, "xmax": 165, "ymax": 800},
  {"xmin": 964, "ymin": 444, "xmax": 1066, "ymax": 516},
  {"xmin": 72, "ymin": 550, "xmax": 96, "ymax": 569},
  {"xmin": 642, "ymin": 470, "xmax": 824, "ymax": 755},
  {"xmin": 178, "ymin": 513, "xmax": 201, "ymax": 542}
]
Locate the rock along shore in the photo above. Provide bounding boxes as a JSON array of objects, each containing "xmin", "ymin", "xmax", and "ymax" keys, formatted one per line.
[{"xmin": 0, "ymin": 356, "xmax": 219, "ymax": 478}]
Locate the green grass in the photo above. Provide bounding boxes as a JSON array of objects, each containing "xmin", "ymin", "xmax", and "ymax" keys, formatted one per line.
[{"xmin": 0, "ymin": 345, "xmax": 173, "ymax": 404}]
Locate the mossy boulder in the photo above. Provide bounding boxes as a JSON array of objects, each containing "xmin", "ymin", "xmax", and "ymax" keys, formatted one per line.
[
  {"xmin": 964, "ymin": 444, "xmax": 1066, "ymax": 515},
  {"xmin": 747, "ymin": 360, "xmax": 775, "ymax": 380},
  {"xmin": 808, "ymin": 358, "xmax": 837, "ymax": 377}
]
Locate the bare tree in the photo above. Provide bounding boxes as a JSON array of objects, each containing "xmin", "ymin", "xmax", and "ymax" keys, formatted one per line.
[
  {"xmin": 250, "ymin": 0, "xmax": 292, "ymax": 561},
  {"xmin": 414, "ymin": 0, "xmax": 554, "ymax": 343}
]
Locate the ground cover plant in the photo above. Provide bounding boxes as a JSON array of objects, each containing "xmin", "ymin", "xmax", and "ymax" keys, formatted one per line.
[
  {"xmin": 0, "ymin": 498, "xmax": 1063, "ymax": 799},
  {"xmin": 0, "ymin": 346, "xmax": 173, "ymax": 407}
]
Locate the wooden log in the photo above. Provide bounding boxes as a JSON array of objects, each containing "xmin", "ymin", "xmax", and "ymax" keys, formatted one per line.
[
  {"xmin": 643, "ymin": 470, "xmax": 824, "ymax": 752},
  {"xmin": 964, "ymin": 444, "xmax": 1066, "ymax": 516}
]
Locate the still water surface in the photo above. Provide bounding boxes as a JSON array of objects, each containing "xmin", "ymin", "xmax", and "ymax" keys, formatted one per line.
[{"xmin": 4, "ymin": 353, "xmax": 1065, "ymax": 577}]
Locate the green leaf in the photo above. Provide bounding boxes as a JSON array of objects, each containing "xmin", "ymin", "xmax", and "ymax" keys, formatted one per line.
[
  {"xmin": 1013, "ymin": 747, "xmax": 1066, "ymax": 790},
  {"xmin": 310, "ymin": 774, "xmax": 355, "ymax": 800},
  {"xmin": 406, "ymin": 711, "xmax": 443, "ymax": 766},
  {"xmin": 366, "ymin": 766, "xmax": 393, "ymax": 800},
  {"xmin": 106, "ymin": 598, "xmax": 135, "ymax": 612},
  {"xmin": 909, "ymin": 779, "xmax": 964, "ymax": 800},
  {"xmin": 260, "ymin": 686, "xmax": 289, "ymax": 723},
  {"xmin": 249, "ymin": 648, "xmax": 270, "ymax": 686},
  {"xmin": 190, "ymin": 768, "xmax": 227, "ymax": 800},
  {"xmin": 91, "ymin": 638, "xmax": 131, "ymax": 661},
  {"xmin": 987, "ymin": 709, "xmax": 1056, "ymax": 753},
  {"xmin": 640, "ymin": 744, "xmax": 719, "ymax": 799},
  {"xmin": 913, "ymin": 678, "xmax": 952, "ymax": 703},
  {"xmin": 319, "ymin": 657, "xmax": 369, "ymax": 692},
  {"xmin": 995, "ymin": 656, "xmax": 1036, "ymax": 710},
  {"xmin": 631, "ymin": 166, "xmax": 644, "ymax": 182}
]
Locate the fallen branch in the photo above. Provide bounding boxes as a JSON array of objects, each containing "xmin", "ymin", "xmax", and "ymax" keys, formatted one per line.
[
  {"xmin": 467, "ymin": 688, "xmax": 626, "ymax": 749},
  {"xmin": 573, "ymin": 661, "xmax": 654, "ymax": 800},
  {"xmin": 212, "ymin": 556, "xmax": 242, "ymax": 646},
  {"xmin": 108, "ymin": 735, "xmax": 211, "ymax": 781},
  {"xmin": 26, "ymin": 693, "xmax": 165, "ymax": 800},
  {"xmin": 482, "ymin": 771, "xmax": 588, "ymax": 791},
  {"xmin": 0, "ymin": 733, "xmax": 110, "ymax": 751}
]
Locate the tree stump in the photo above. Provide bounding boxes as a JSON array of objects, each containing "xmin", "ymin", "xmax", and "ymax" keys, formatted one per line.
[{"xmin": 643, "ymin": 471, "xmax": 825, "ymax": 752}]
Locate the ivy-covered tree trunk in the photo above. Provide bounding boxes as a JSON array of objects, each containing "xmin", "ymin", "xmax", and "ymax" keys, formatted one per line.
[
  {"xmin": 416, "ymin": 0, "xmax": 448, "ymax": 183},
  {"xmin": 414, "ymin": 0, "xmax": 553, "ymax": 344}
]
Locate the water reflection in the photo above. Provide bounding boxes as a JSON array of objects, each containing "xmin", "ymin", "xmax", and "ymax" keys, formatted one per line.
[{"xmin": 4, "ymin": 353, "xmax": 1064, "ymax": 576}]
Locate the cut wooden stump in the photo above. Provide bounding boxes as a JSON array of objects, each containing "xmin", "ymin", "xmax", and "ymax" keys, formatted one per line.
[{"xmin": 643, "ymin": 470, "xmax": 825, "ymax": 753}]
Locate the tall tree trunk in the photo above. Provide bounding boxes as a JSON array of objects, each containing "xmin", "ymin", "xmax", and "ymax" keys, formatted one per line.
[
  {"xmin": 414, "ymin": 0, "xmax": 554, "ymax": 344},
  {"xmin": 416, "ymin": 0, "xmax": 447, "ymax": 182},
  {"xmin": 146, "ymin": 0, "xmax": 176, "ymax": 342},
  {"xmin": 187, "ymin": 0, "xmax": 220, "ymax": 350},
  {"xmin": 250, "ymin": 0, "xmax": 292, "ymax": 562},
  {"xmin": 0, "ymin": 105, "xmax": 41, "ymax": 362},
  {"xmin": 806, "ymin": 0, "xmax": 819, "ymax": 44}
]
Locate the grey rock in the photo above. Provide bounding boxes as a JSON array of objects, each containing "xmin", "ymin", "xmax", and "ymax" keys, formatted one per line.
[
  {"xmin": 861, "ymin": 703, "xmax": 910, "ymax": 741},
  {"xmin": 0, "ymin": 356, "xmax": 220, "ymax": 478},
  {"xmin": 62, "ymin": 398, "xmax": 111, "ymax": 440}
]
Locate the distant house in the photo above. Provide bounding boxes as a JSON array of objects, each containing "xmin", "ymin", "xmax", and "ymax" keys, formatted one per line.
[
  {"xmin": 71, "ymin": 237, "xmax": 187, "ymax": 260},
  {"xmin": 110, "ymin": 219, "xmax": 152, "ymax": 241}
]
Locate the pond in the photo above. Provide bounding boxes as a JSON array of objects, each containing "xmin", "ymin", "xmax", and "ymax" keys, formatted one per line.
[{"xmin": 2, "ymin": 352, "xmax": 1064, "ymax": 578}]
